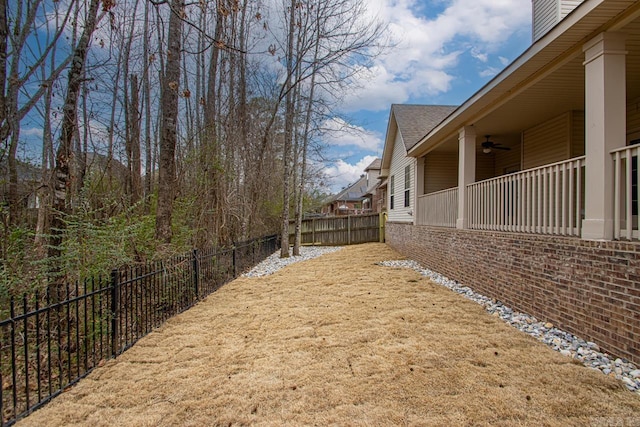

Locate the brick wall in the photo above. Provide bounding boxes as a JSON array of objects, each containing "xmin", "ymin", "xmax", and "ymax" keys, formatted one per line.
[{"xmin": 386, "ymin": 222, "xmax": 640, "ymax": 365}]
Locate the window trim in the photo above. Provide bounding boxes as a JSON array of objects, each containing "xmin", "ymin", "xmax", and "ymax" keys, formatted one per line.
[
  {"xmin": 404, "ymin": 165, "xmax": 411, "ymax": 208},
  {"xmin": 390, "ymin": 175, "xmax": 395, "ymax": 210}
]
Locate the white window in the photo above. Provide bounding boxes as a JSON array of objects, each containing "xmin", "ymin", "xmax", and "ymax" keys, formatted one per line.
[
  {"xmin": 404, "ymin": 165, "xmax": 410, "ymax": 207},
  {"xmin": 390, "ymin": 175, "xmax": 395, "ymax": 210}
]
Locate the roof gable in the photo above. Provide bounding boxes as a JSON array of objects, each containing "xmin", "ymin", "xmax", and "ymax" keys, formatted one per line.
[
  {"xmin": 332, "ymin": 174, "xmax": 368, "ymax": 202},
  {"xmin": 393, "ymin": 104, "xmax": 457, "ymax": 151},
  {"xmin": 364, "ymin": 158, "xmax": 381, "ymax": 171},
  {"xmin": 380, "ymin": 104, "xmax": 457, "ymax": 172}
]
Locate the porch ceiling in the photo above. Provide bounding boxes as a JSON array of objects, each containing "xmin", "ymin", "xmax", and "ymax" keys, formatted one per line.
[
  {"xmin": 410, "ymin": 0, "xmax": 640, "ymax": 156},
  {"xmin": 474, "ymin": 15, "xmax": 640, "ymax": 138}
]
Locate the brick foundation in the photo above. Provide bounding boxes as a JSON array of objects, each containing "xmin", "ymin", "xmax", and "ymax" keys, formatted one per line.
[{"xmin": 386, "ymin": 222, "xmax": 640, "ymax": 365}]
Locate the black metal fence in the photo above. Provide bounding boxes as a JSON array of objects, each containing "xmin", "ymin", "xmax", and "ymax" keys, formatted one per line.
[{"xmin": 0, "ymin": 234, "xmax": 278, "ymax": 426}]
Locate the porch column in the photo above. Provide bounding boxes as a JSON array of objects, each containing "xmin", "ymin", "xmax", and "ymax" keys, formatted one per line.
[
  {"xmin": 582, "ymin": 32, "xmax": 627, "ymax": 240},
  {"xmin": 414, "ymin": 156, "xmax": 425, "ymax": 225},
  {"xmin": 457, "ymin": 126, "xmax": 476, "ymax": 229}
]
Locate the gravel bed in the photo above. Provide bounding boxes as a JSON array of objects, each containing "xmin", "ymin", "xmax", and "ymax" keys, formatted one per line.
[
  {"xmin": 378, "ymin": 259, "xmax": 640, "ymax": 395},
  {"xmin": 242, "ymin": 246, "xmax": 344, "ymax": 277}
]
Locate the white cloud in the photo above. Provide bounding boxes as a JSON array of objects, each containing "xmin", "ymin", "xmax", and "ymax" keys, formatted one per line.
[
  {"xmin": 479, "ymin": 66, "xmax": 501, "ymax": 78},
  {"xmin": 323, "ymin": 155, "xmax": 379, "ymax": 192},
  {"xmin": 320, "ymin": 117, "xmax": 383, "ymax": 152},
  {"xmin": 20, "ymin": 127, "xmax": 44, "ymax": 138},
  {"xmin": 340, "ymin": 0, "xmax": 531, "ymax": 112}
]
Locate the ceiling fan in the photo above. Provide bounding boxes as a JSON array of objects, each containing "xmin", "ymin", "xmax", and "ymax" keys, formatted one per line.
[{"xmin": 481, "ymin": 135, "xmax": 510, "ymax": 153}]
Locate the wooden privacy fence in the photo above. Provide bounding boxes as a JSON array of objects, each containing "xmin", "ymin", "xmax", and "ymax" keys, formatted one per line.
[
  {"xmin": 0, "ymin": 234, "xmax": 278, "ymax": 427},
  {"xmin": 289, "ymin": 213, "xmax": 383, "ymax": 245}
]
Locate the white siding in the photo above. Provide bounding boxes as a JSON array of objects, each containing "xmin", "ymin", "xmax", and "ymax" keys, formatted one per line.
[
  {"xmin": 494, "ymin": 144, "xmax": 522, "ymax": 176},
  {"xmin": 560, "ymin": 0, "xmax": 584, "ymax": 18},
  {"xmin": 532, "ymin": 0, "xmax": 558, "ymax": 42},
  {"xmin": 424, "ymin": 152, "xmax": 457, "ymax": 194},
  {"xmin": 532, "ymin": 0, "xmax": 583, "ymax": 42},
  {"xmin": 388, "ymin": 131, "xmax": 415, "ymax": 223},
  {"xmin": 523, "ymin": 112, "xmax": 572, "ymax": 169},
  {"xmin": 571, "ymin": 110, "xmax": 585, "ymax": 157},
  {"xmin": 628, "ymin": 99, "xmax": 640, "ymax": 134}
]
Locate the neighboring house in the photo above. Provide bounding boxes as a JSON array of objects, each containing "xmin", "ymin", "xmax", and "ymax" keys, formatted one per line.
[
  {"xmin": 379, "ymin": 104, "xmax": 458, "ymax": 222},
  {"xmin": 362, "ymin": 158, "xmax": 384, "ymax": 214},
  {"xmin": 1, "ymin": 153, "xmax": 129, "ymax": 221},
  {"xmin": 323, "ymin": 158, "xmax": 382, "ymax": 216},
  {"xmin": 384, "ymin": 0, "xmax": 640, "ymax": 364},
  {"xmin": 0, "ymin": 158, "xmax": 41, "ymax": 211}
]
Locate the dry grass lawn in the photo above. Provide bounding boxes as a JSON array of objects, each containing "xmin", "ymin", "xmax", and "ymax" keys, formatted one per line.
[{"xmin": 17, "ymin": 243, "xmax": 640, "ymax": 426}]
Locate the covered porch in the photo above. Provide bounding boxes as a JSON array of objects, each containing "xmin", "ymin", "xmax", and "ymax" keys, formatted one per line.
[{"xmin": 412, "ymin": 4, "xmax": 640, "ymax": 242}]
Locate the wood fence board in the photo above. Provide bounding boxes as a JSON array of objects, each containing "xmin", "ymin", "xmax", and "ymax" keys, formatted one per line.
[{"xmin": 289, "ymin": 213, "xmax": 382, "ymax": 246}]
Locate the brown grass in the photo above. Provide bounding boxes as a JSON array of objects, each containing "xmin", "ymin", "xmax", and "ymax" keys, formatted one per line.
[{"xmin": 17, "ymin": 243, "xmax": 640, "ymax": 426}]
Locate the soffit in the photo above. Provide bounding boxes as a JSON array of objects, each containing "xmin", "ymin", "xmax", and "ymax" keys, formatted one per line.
[{"xmin": 409, "ymin": 0, "xmax": 640, "ymax": 157}]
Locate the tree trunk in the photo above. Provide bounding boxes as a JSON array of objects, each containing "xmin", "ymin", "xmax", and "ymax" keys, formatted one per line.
[
  {"xmin": 7, "ymin": 125, "xmax": 20, "ymax": 225},
  {"xmin": 50, "ymin": 0, "xmax": 101, "ymax": 260},
  {"xmin": 155, "ymin": 0, "xmax": 184, "ymax": 243},
  {"xmin": 294, "ymin": 3, "xmax": 321, "ymax": 255},
  {"xmin": 0, "ymin": 0, "xmax": 7, "ymax": 149},
  {"xmin": 142, "ymin": 0, "xmax": 153, "ymax": 210},
  {"xmin": 34, "ymin": 81, "xmax": 55, "ymax": 257},
  {"xmin": 128, "ymin": 74, "xmax": 142, "ymax": 204},
  {"xmin": 280, "ymin": 0, "xmax": 297, "ymax": 258}
]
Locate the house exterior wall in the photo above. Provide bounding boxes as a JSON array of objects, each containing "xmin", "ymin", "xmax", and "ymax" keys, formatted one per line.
[
  {"xmin": 532, "ymin": 0, "xmax": 584, "ymax": 42},
  {"xmin": 494, "ymin": 141, "xmax": 522, "ymax": 175},
  {"xmin": 523, "ymin": 112, "xmax": 571, "ymax": 169},
  {"xmin": 424, "ymin": 152, "xmax": 457, "ymax": 194},
  {"xmin": 386, "ymin": 222, "xmax": 640, "ymax": 365},
  {"xmin": 522, "ymin": 111, "xmax": 586, "ymax": 169},
  {"xmin": 560, "ymin": 0, "xmax": 584, "ymax": 18},
  {"xmin": 532, "ymin": 0, "xmax": 558, "ymax": 42},
  {"xmin": 571, "ymin": 111, "xmax": 585, "ymax": 156},
  {"xmin": 628, "ymin": 100, "xmax": 640, "ymax": 133},
  {"xmin": 388, "ymin": 131, "xmax": 415, "ymax": 222},
  {"xmin": 378, "ymin": 187, "xmax": 387, "ymax": 212},
  {"xmin": 475, "ymin": 153, "xmax": 495, "ymax": 181}
]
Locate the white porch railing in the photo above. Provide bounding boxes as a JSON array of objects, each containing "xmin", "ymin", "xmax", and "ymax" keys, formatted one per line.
[
  {"xmin": 611, "ymin": 143, "xmax": 640, "ymax": 240},
  {"xmin": 417, "ymin": 187, "xmax": 458, "ymax": 227},
  {"xmin": 466, "ymin": 156, "xmax": 585, "ymax": 236}
]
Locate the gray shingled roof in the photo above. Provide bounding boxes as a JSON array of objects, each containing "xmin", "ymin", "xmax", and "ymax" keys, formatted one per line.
[
  {"xmin": 332, "ymin": 174, "xmax": 368, "ymax": 202},
  {"xmin": 392, "ymin": 104, "xmax": 457, "ymax": 151},
  {"xmin": 364, "ymin": 158, "xmax": 381, "ymax": 171}
]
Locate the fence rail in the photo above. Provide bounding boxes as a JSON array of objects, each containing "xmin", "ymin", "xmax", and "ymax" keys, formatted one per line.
[
  {"xmin": 289, "ymin": 213, "xmax": 381, "ymax": 245},
  {"xmin": 0, "ymin": 234, "xmax": 278, "ymax": 426},
  {"xmin": 417, "ymin": 187, "xmax": 458, "ymax": 227},
  {"xmin": 467, "ymin": 156, "xmax": 585, "ymax": 236},
  {"xmin": 612, "ymin": 143, "xmax": 640, "ymax": 240}
]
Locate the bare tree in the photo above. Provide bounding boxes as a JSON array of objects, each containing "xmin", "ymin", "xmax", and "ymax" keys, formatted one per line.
[
  {"xmin": 50, "ymin": 0, "xmax": 102, "ymax": 256},
  {"xmin": 128, "ymin": 74, "xmax": 143, "ymax": 204},
  {"xmin": 3, "ymin": 0, "xmax": 75, "ymax": 226},
  {"xmin": 155, "ymin": 0, "xmax": 184, "ymax": 243}
]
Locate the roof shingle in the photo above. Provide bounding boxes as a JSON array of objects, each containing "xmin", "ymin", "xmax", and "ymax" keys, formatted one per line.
[{"xmin": 392, "ymin": 104, "xmax": 457, "ymax": 151}]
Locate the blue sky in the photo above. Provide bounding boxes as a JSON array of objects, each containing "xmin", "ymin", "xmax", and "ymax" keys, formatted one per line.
[{"xmin": 320, "ymin": 0, "xmax": 532, "ymax": 192}]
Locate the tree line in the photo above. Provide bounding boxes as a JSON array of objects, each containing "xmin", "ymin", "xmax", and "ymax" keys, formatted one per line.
[{"xmin": 0, "ymin": 0, "xmax": 386, "ymax": 294}]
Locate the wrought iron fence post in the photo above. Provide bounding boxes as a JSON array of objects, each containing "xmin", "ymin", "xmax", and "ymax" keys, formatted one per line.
[
  {"xmin": 110, "ymin": 269, "xmax": 119, "ymax": 358},
  {"xmin": 192, "ymin": 249, "xmax": 199, "ymax": 300}
]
